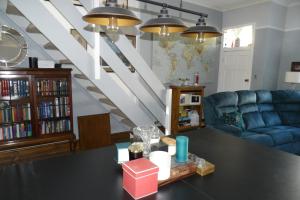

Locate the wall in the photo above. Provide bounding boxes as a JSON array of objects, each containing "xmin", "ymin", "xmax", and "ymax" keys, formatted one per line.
[
  {"xmin": 136, "ymin": 0, "xmax": 223, "ymax": 96},
  {"xmin": 277, "ymin": 4, "xmax": 300, "ymax": 89},
  {"xmin": 223, "ymin": 2, "xmax": 286, "ymax": 90},
  {"xmin": 72, "ymin": 78, "xmax": 129, "ymax": 138}
]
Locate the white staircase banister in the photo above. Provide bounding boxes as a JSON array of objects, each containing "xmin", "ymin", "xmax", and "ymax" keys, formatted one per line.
[
  {"xmin": 113, "ymin": 34, "xmax": 167, "ymax": 105},
  {"xmin": 10, "ymin": 0, "xmax": 155, "ymax": 126},
  {"xmin": 49, "ymin": 0, "xmax": 94, "ymax": 48},
  {"xmin": 100, "ymin": 36, "xmax": 166, "ymax": 125}
]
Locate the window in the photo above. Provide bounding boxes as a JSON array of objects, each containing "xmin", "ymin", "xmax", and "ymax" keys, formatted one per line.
[{"xmin": 223, "ymin": 25, "xmax": 253, "ymax": 48}]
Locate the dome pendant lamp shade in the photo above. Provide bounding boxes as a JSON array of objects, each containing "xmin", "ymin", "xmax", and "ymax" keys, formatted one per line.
[
  {"xmin": 181, "ymin": 17, "xmax": 222, "ymax": 42},
  {"xmin": 82, "ymin": 0, "xmax": 141, "ymax": 31},
  {"xmin": 140, "ymin": 7, "xmax": 187, "ymax": 36}
]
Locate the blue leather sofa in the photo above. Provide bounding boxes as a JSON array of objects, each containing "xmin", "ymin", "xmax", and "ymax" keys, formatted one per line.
[{"xmin": 204, "ymin": 90, "xmax": 300, "ymax": 154}]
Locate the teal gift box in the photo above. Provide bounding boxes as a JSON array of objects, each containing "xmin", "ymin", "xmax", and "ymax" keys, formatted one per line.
[{"xmin": 115, "ymin": 142, "xmax": 130, "ymax": 164}]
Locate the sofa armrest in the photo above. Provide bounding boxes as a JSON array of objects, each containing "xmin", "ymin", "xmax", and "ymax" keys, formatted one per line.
[{"xmin": 212, "ymin": 124, "xmax": 243, "ymax": 137}]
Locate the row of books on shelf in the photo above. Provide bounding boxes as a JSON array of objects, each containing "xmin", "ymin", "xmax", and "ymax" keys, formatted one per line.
[
  {"xmin": 37, "ymin": 80, "xmax": 68, "ymax": 96},
  {"xmin": 37, "ymin": 97, "xmax": 70, "ymax": 119},
  {"xmin": 0, "ymin": 123, "xmax": 32, "ymax": 141},
  {"xmin": 40, "ymin": 119, "xmax": 71, "ymax": 134},
  {"xmin": 0, "ymin": 103, "xmax": 31, "ymax": 123},
  {"xmin": 0, "ymin": 79, "xmax": 29, "ymax": 98}
]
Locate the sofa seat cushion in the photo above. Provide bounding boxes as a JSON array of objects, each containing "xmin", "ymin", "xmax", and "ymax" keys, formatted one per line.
[
  {"xmin": 243, "ymin": 112, "xmax": 265, "ymax": 130},
  {"xmin": 261, "ymin": 111, "xmax": 282, "ymax": 126},
  {"xmin": 250, "ymin": 127, "xmax": 295, "ymax": 145},
  {"xmin": 242, "ymin": 134, "xmax": 274, "ymax": 147},
  {"xmin": 264, "ymin": 130, "xmax": 294, "ymax": 145}
]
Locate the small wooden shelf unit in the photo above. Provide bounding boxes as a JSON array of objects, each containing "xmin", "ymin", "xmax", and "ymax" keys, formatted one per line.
[
  {"xmin": 0, "ymin": 68, "xmax": 75, "ymax": 165},
  {"xmin": 170, "ymin": 86, "xmax": 205, "ymax": 135}
]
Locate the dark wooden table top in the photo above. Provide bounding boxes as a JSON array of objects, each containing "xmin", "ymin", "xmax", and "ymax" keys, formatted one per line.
[{"xmin": 1, "ymin": 128, "xmax": 300, "ymax": 200}]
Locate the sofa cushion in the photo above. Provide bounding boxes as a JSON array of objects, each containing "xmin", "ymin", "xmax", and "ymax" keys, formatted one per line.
[
  {"xmin": 221, "ymin": 112, "xmax": 245, "ymax": 130},
  {"xmin": 217, "ymin": 106, "xmax": 238, "ymax": 117},
  {"xmin": 243, "ymin": 112, "xmax": 265, "ymax": 130},
  {"xmin": 272, "ymin": 90, "xmax": 300, "ymax": 103},
  {"xmin": 258, "ymin": 104, "xmax": 274, "ymax": 112},
  {"xmin": 261, "ymin": 111, "xmax": 282, "ymax": 126},
  {"xmin": 264, "ymin": 130, "xmax": 294, "ymax": 145},
  {"xmin": 237, "ymin": 90, "xmax": 256, "ymax": 105},
  {"xmin": 243, "ymin": 134, "xmax": 274, "ymax": 147},
  {"xmin": 212, "ymin": 92, "xmax": 238, "ymax": 107},
  {"xmin": 239, "ymin": 104, "xmax": 258, "ymax": 114},
  {"xmin": 256, "ymin": 90, "xmax": 272, "ymax": 103}
]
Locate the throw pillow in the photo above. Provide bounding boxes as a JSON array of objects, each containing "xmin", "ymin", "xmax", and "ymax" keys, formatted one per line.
[{"xmin": 222, "ymin": 112, "xmax": 245, "ymax": 130}]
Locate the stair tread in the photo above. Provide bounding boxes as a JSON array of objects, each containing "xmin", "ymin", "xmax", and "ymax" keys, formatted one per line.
[
  {"xmin": 86, "ymin": 86, "xmax": 103, "ymax": 94},
  {"xmin": 74, "ymin": 73, "xmax": 88, "ymax": 80},
  {"xmin": 99, "ymin": 98, "xmax": 115, "ymax": 107},
  {"xmin": 59, "ymin": 59, "xmax": 72, "ymax": 64},
  {"xmin": 103, "ymin": 67, "xmax": 114, "ymax": 73},
  {"xmin": 6, "ymin": 4, "xmax": 23, "ymax": 16},
  {"xmin": 121, "ymin": 118, "xmax": 135, "ymax": 128},
  {"xmin": 44, "ymin": 42, "xmax": 58, "ymax": 50},
  {"xmin": 26, "ymin": 24, "xmax": 41, "ymax": 34},
  {"xmin": 111, "ymin": 109, "xmax": 127, "ymax": 118}
]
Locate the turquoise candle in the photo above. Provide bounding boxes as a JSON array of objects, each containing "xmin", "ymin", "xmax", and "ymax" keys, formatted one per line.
[{"xmin": 176, "ymin": 136, "xmax": 189, "ymax": 163}]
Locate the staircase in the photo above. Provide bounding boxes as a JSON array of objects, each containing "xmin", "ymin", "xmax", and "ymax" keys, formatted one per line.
[{"xmin": 5, "ymin": 0, "xmax": 168, "ymax": 131}]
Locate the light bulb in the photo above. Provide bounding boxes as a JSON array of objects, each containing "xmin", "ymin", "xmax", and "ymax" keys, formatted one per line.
[
  {"xmin": 159, "ymin": 25, "xmax": 170, "ymax": 37},
  {"xmin": 107, "ymin": 17, "xmax": 119, "ymax": 32},
  {"xmin": 196, "ymin": 32, "xmax": 205, "ymax": 43}
]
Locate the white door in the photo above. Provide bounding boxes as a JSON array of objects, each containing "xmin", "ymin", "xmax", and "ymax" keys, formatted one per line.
[{"xmin": 217, "ymin": 25, "xmax": 254, "ymax": 92}]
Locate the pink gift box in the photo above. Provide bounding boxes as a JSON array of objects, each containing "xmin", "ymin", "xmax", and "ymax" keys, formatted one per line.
[{"xmin": 122, "ymin": 158, "xmax": 159, "ymax": 199}]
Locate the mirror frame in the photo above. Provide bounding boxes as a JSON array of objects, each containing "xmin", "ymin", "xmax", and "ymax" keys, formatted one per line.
[{"xmin": 0, "ymin": 25, "xmax": 28, "ymax": 67}]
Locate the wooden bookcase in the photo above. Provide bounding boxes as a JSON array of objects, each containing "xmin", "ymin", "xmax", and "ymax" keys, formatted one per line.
[
  {"xmin": 0, "ymin": 68, "xmax": 75, "ymax": 165},
  {"xmin": 170, "ymin": 86, "xmax": 205, "ymax": 135}
]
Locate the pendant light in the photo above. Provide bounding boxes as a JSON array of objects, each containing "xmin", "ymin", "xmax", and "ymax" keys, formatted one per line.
[
  {"xmin": 181, "ymin": 17, "xmax": 222, "ymax": 42},
  {"xmin": 82, "ymin": 0, "xmax": 141, "ymax": 32},
  {"xmin": 140, "ymin": 6, "xmax": 187, "ymax": 37}
]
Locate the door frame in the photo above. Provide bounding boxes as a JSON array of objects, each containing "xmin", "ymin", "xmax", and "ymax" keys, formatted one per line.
[{"xmin": 217, "ymin": 23, "xmax": 256, "ymax": 92}]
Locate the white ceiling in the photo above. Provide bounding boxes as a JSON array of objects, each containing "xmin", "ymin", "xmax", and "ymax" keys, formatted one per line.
[{"xmin": 183, "ymin": 0, "xmax": 300, "ymax": 11}]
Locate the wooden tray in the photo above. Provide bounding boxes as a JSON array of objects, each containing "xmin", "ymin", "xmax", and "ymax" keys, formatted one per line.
[{"xmin": 158, "ymin": 157, "xmax": 197, "ymax": 187}]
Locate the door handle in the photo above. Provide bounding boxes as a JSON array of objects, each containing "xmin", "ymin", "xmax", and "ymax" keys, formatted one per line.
[{"xmin": 244, "ymin": 79, "xmax": 249, "ymax": 82}]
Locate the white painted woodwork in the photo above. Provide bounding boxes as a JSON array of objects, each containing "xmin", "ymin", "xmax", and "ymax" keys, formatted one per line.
[
  {"xmin": 218, "ymin": 48, "xmax": 253, "ymax": 92},
  {"xmin": 100, "ymin": 37, "xmax": 166, "ymax": 125},
  {"xmin": 165, "ymin": 89, "xmax": 172, "ymax": 136},
  {"xmin": 50, "ymin": 0, "xmax": 94, "ymax": 47},
  {"xmin": 10, "ymin": 0, "xmax": 155, "ymax": 126},
  {"xmin": 113, "ymin": 34, "xmax": 167, "ymax": 105}
]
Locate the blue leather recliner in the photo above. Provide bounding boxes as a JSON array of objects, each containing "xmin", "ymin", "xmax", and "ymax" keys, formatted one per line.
[{"xmin": 203, "ymin": 90, "xmax": 300, "ymax": 154}]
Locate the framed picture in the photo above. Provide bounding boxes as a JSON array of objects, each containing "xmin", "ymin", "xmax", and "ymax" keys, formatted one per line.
[
  {"xmin": 291, "ymin": 62, "xmax": 300, "ymax": 72},
  {"xmin": 70, "ymin": 29, "xmax": 87, "ymax": 50}
]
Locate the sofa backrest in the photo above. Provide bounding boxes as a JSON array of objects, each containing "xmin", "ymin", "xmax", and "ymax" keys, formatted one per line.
[
  {"xmin": 204, "ymin": 90, "xmax": 300, "ymax": 130},
  {"xmin": 272, "ymin": 90, "xmax": 300, "ymax": 125}
]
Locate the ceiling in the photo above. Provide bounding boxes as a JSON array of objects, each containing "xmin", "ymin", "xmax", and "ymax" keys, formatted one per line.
[{"xmin": 183, "ymin": 0, "xmax": 300, "ymax": 11}]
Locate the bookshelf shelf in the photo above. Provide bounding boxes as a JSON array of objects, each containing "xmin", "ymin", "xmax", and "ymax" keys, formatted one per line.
[
  {"xmin": 170, "ymin": 86, "xmax": 205, "ymax": 135},
  {"xmin": 0, "ymin": 68, "xmax": 75, "ymax": 165}
]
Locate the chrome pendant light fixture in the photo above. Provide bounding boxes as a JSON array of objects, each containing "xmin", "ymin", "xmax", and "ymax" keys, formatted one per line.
[
  {"xmin": 140, "ymin": 6, "xmax": 187, "ymax": 37},
  {"xmin": 181, "ymin": 17, "xmax": 222, "ymax": 42},
  {"xmin": 136, "ymin": 0, "xmax": 222, "ymax": 41},
  {"xmin": 82, "ymin": 0, "xmax": 141, "ymax": 32}
]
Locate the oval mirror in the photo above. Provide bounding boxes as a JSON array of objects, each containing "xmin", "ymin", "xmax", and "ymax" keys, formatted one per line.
[{"xmin": 0, "ymin": 25, "xmax": 27, "ymax": 67}]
